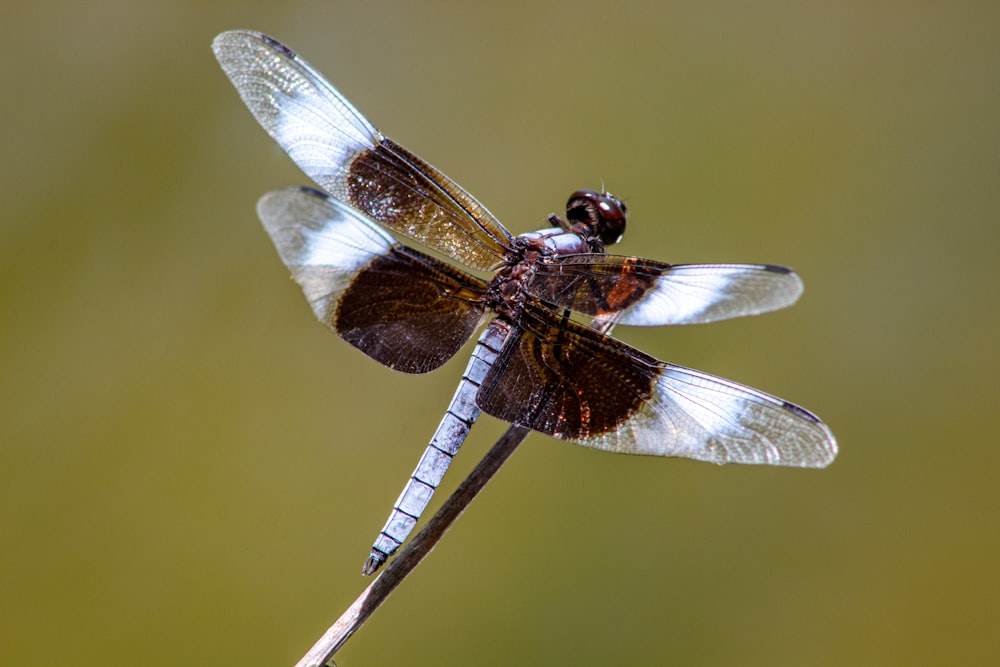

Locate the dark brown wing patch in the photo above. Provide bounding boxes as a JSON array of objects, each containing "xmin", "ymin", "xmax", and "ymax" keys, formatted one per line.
[
  {"xmin": 347, "ymin": 139, "xmax": 512, "ymax": 272},
  {"xmin": 475, "ymin": 304, "xmax": 658, "ymax": 439},
  {"xmin": 527, "ymin": 255, "xmax": 665, "ymax": 317},
  {"xmin": 529, "ymin": 257, "xmax": 804, "ymax": 327},
  {"xmin": 336, "ymin": 246, "xmax": 487, "ymax": 373}
]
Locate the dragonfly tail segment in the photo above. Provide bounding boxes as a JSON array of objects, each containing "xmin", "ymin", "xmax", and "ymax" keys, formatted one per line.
[{"xmin": 362, "ymin": 322, "xmax": 510, "ymax": 576}]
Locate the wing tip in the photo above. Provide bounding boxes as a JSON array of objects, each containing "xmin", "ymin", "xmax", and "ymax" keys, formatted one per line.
[
  {"xmin": 212, "ymin": 30, "xmax": 296, "ymax": 63},
  {"xmin": 212, "ymin": 29, "xmax": 255, "ymax": 54},
  {"xmin": 778, "ymin": 400, "xmax": 838, "ymax": 468}
]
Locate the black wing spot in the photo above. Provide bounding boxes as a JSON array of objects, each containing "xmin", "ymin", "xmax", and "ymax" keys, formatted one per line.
[
  {"xmin": 782, "ymin": 401, "xmax": 822, "ymax": 424},
  {"xmin": 762, "ymin": 264, "xmax": 794, "ymax": 275},
  {"xmin": 261, "ymin": 34, "xmax": 297, "ymax": 60}
]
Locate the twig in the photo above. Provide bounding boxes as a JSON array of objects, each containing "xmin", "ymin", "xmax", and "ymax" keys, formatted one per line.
[{"xmin": 293, "ymin": 424, "xmax": 531, "ymax": 667}]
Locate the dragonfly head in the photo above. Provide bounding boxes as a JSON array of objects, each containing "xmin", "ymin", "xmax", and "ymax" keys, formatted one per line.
[{"xmin": 565, "ymin": 189, "xmax": 628, "ymax": 248}]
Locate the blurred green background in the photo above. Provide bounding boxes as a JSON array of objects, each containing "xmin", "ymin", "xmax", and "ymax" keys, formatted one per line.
[{"xmin": 3, "ymin": 1, "xmax": 998, "ymax": 665}]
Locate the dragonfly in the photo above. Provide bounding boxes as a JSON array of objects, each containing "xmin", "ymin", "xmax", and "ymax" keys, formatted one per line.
[{"xmin": 212, "ymin": 30, "xmax": 837, "ymax": 576}]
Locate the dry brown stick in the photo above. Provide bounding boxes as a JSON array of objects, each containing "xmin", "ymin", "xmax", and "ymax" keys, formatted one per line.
[{"xmin": 293, "ymin": 424, "xmax": 531, "ymax": 667}]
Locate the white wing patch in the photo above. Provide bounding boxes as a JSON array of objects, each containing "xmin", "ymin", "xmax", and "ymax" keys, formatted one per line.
[
  {"xmin": 257, "ymin": 187, "xmax": 396, "ymax": 322},
  {"xmin": 213, "ymin": 31, "xmax": 379, "ymax": 197},
  {"xmin": 615, "ymin": 264, "xmax": 804, "ymax": 326},
  {"xmin": 565, "ymin": 364, "xmax": 836, "ymax": 468}
]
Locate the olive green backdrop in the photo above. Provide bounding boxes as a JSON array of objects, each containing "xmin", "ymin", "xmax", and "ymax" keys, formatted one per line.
[{"xmin": 3, "ymin": 1, "xmax": 998, "ymax": 665}]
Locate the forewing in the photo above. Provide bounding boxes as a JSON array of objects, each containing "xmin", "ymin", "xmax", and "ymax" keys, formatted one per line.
[
  {"xmin": 529, "ymin": 256, "xmax": 803, "ymax": 326},
  {"xmin": 213, "ymin": 30, "xmax": 512, "ymax": 270},
  {"xmin": 476, "ymin": 304, "xmax": 836, "ymax": 467},
  {"xmin": 257, "ymin": 187, "xmax": 487, "ymax": 373}
]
